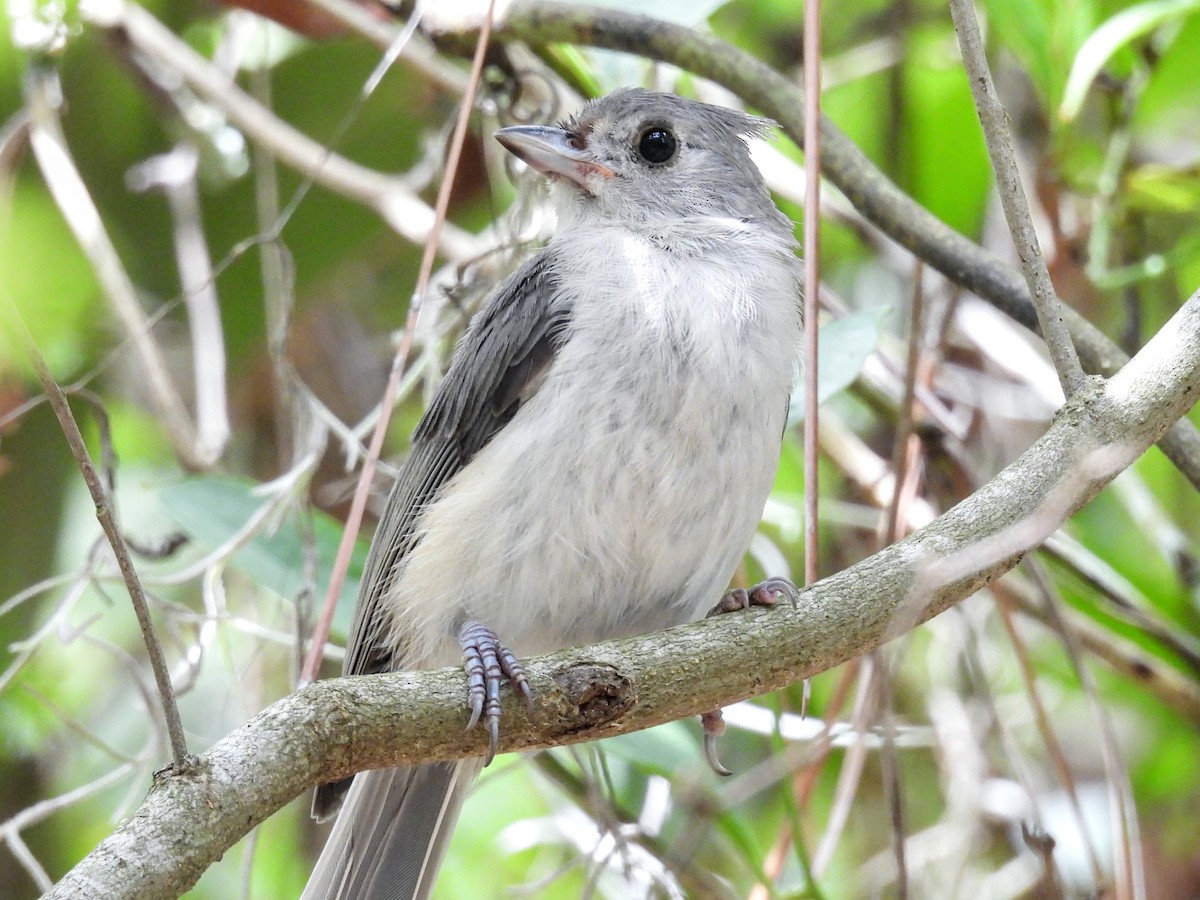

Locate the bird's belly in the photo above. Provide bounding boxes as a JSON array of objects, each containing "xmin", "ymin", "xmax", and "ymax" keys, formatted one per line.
[
  {"xmin": 388, "ymin": 230, "xmax": 799, "ymax": 668},
  {"xmin": 389, "ymin": 334, "xmax": 789, "ymax": 668}
]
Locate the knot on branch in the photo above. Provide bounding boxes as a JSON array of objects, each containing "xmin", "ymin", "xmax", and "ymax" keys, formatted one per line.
[
  {"xmin": 549, "ymin": 663, "xmax": 635, "ymax": 732},
  {"xmin": 152, "ymin": 754, "xmax": 206, "ymax": 786}
]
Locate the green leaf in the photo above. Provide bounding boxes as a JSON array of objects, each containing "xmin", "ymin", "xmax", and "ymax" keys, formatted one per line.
[
  {"xmin": 1061, "ymin": 0, "xmax": 1200, "ymax": 121},
  {"xmin": 788, "ymin": 307, "xmax": 889, "ymax": 425},
  {"xmin": 157, "ymin": 477, "xmax": 367, "ymax": 637}
]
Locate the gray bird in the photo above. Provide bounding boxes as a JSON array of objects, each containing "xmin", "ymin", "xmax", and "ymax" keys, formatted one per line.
[{"xmin": 302, "ymin": 87, "xmax": 802, "ymax": 900}]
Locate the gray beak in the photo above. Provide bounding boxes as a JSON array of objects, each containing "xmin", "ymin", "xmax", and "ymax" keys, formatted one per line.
[{"xmin": 495, "ymin": 125, "xmax": 615, "ymax": 190}]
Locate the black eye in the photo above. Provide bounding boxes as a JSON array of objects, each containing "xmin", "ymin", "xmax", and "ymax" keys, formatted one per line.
[{"xmin": 637, "ymin": 127, "xmax": 677, "ymax": 164}]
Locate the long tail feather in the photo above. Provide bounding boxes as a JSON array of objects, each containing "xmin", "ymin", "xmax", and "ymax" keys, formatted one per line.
[{"xmin": 302, "ymin": 759, "xmax": 483, "ymax": 900}]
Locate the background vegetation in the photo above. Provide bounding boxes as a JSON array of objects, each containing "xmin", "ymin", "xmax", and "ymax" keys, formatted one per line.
[{"xmin": 2, "ymin": 0, "xmax": 1200, "ymax": 897}]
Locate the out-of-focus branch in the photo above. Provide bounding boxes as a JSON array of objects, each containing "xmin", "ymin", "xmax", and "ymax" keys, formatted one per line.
[
  {"xmin": 82, "ymin": 0, "xmax": 487, "ymax": 261},
  {"xmin": 127, "ymin": 146, "xmax": 231, "ymax": 465},
  {"xmin": 23, "ymin": 67, "xmax": 210, "ymax": 469}
]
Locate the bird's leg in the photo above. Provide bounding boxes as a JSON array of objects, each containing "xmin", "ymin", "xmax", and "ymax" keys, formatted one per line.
[
  {"xmin": 700, "ymin": 577, "xmax": 799, "ymax": 776},
  {"xmin": 459, "ymin": 620, "xmax": 534, "ymax": 765}
]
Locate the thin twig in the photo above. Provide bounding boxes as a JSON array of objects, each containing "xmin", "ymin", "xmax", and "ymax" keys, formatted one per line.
[
  {"xmin": 303, "ymin": 0, "xmax": 471, "ymax": 94},
  {"xmin": 802, "ymin": 0, "xmax": 821, "ymax": 594},
  {"xmin": 992, "ymin": 588, "xmax": 1105, "ymax": 886},
  {"xmin": 875, "ymin": 262, "xmax": 927, "ymax": 900},
  {"xmin": 749, "ymin": 659, "xmax": 860, "ymax": 899},
  {"xmin": 812, "ymin": 658, "xmax": 877, "ymax": 876},
  {"xmin": 1041, "ymin": 532, "xmax": 1200, "ymax": 675},
  {"xmin": 799, "ymin": 0, "xmax": 823, "ymax": 733},
  {"xmin": 947, "ymin": 0, "xmax": 1086, "ymax": 398},
  {"xmin": 1024, "ymin": 560, "xmax": 1145, "ymax": 900},
  {"xmin": 1, "ymin": 763, "xmax": 136, "ymax": 892},
  {"xmin": 996, "ymin": 577, "xmax": 1200, "ymax": 723},
  {"xmin": 4, "ymin": 303, "xmax": 189, "ymax": 766},
  {"xmin": 877, "ymin": 652, "xmax": 907, "ymax": 899},
  {"xmin": 127, "ymin": 145, "xmax": 231, "ymax": 464}
]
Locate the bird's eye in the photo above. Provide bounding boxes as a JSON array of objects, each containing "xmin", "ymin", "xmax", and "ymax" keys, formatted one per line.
[{"xmin": 637, "ymin": 127, "xmax": 677, "ymax": 164}]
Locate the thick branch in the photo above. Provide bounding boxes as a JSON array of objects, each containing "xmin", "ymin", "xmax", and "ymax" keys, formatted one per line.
[{"xmin": 48, "ymin": 293, "xmax": 1200, "ymax": 899}]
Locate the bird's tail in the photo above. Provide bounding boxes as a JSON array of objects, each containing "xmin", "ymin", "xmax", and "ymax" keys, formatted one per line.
[{"xmin": 301, "ymin": 760, "xmax": 482, "ymax": 900}]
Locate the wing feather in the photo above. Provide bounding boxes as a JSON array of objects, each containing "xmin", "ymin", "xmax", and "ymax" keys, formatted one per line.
[{"xmin": 341, "ymin": 251, "xmax": 568, "ymax": 679}]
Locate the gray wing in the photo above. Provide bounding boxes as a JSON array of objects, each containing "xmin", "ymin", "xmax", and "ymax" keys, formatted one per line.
[
  {"xmin": 342, "ymin": 250, "xmax": 569, "ymax": 679},
  {"xmin": 311, "ymin": 251, "xmax": 567, "ymax": 823}
]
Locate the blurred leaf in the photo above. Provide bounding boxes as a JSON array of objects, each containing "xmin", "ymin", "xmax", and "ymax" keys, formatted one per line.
[
  {"xmin": 0, "ymin": 181, "xmax": 101, "ymax": 376},
  {"xmin": 901, "ymin": 23, "xmax": 992, "ymax": 236},
  {"xmin": 157, "ymin": 477, "xmax": 366, "ymax": 637},
  {"xmin": 788, "ymin": 307, "xmax": 889, "ymax": 425},
  {"xmin": 600, "ymin": 720, "xmax": 703, "ymax": 775},
  {"xmin": 983, "ymin": 0, "xmax": 1098, "ymax": 110},
  {"xmin": 1133, "ymin": 13, "xmax": 1200, "ymax": 130},
  {"xmin": 1061, "ymin": 0, "xmax": 1200, "ymax": 121},
  {"xmin": 1125, "ymin": 163, "xmax": 1200, "ymax": 213}
]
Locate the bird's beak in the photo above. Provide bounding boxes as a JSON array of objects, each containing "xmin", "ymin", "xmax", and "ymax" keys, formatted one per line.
[{"xmin": 495, "ymin": 125, "xmax": 615, "ymax": 190}]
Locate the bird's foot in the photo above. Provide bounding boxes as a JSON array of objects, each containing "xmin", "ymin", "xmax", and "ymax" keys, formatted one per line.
[
  {"xmin": 699, "ymin": 577, "xmax": 799, "ymax": 776},
  {"xmin": 706, "ymin": 577, "xmax": 799, "ymax": 617},
  {"xmin": 459, "ymin": 620, "xmax": 533, "ymax": 765}
]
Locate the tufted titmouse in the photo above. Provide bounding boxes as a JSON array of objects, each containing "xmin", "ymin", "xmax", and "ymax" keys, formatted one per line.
[{"xmin": 302, "ymin": 88, "xmax": 802, "ymax": 900}]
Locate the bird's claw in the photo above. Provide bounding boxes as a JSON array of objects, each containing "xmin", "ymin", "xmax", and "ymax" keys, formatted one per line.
[
  {"xmin": 459, "ymin": 620, "xmax": 532, "ymax": 765},
  {"xmin": 701, "ymin": 709, "xmax": 732, "ymax": 777},
  {"xmin": 706, "ymin": 576, "xmax": 798, "ymax": 617},
  {"xmin": 699, "ymin": 577, "xmax": 799, "ymax": 774}
]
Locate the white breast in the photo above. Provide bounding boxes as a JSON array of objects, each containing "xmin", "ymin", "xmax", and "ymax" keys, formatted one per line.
[{"xmin": 388, "ymin": 220, "xmax": 801, "ymax": 667}]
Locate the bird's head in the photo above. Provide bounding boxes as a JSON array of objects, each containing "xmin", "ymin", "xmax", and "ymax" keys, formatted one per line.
[{"xmin": 496, "ymin": 88, "xmax": 783, "ymax": 231}]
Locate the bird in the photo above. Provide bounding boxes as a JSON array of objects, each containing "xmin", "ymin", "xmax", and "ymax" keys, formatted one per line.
[{"xmin": 302, "ymin": 87, "xmax": 802, "ymax": 900}]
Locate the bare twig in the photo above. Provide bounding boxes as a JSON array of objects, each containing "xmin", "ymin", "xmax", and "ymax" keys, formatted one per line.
[
  {"xmin": 947, "ymin": 0, "xmax": 1086, "ymax": 398},
  {"xmin": 303, "ymin": 0, "xmax": 471, "ymax": 94},
  {"xmin": 803, "ymin": 0, "xmax": 822, "ymax": 594},
  {"xmin": 877, "ymin": 263, "xmax": 928, "ymax": 899},
  {"xmin": 1, "ymin": 764, "xmax": 136, "ymax": 892},
  {"xmin": 727, "ymin": 661, "xmax": 862, "ymax": 900},
  {"xmin": 83, "ymin": 0, "xmax": 485, "ymax": 261},
  {"xmin": 877, "ymin": 653, "xmax": 907, "ymax": 899},
  {"xmin": 3, "ymin": 304, "xmax": 190, "ymax": 767},
  {"xmin": 1024, "ymin": 560, "xmax": 1145, "ymax": 900},
  {"xmin": 812, "ymin": 658, "xmax": 877, "ymax": 876},
  {"xmin": 997, "ymin": 578, "xmax": 1200, "ymax": 723},
  {"xmin": 993, "ymin": 588, "xmax": 1105, "ymax": 885},
  {"xmin": 127, "ymin": 145, "xmax": 231, "ymax": 464}
]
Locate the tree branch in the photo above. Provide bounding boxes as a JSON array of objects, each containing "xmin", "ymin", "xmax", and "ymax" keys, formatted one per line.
[
  {"xmin": 47, "ymin": 291, "xmax": 1200, "ymax": 899},
  {"xmin": 948, "ymin": 0, "xmax": 1086, "ymax": 397}
]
